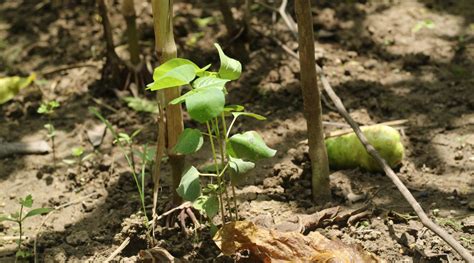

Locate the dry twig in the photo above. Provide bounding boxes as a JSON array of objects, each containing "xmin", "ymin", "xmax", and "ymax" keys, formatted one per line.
[{"xmin": 104, "ymin": 237, "xmax": 130, "ymax": 262}]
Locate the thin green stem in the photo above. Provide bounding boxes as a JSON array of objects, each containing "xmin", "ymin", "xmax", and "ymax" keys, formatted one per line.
[
  {"xmin": 214, "ymin": 118, "xmax": 233, "ymax": 221},
  {"xmin": 92, "ymin": 109, "xmax": 149, "ymax": 225},
  {"xmin": 200, "ymin": 132, "xmax": 217, "ymax": 139},
  {"xmin": 221, "ymin": 112, "xmax": 228, "ymax": 136},
  {"xmin": 232, "ymin": 185, "xmax": 238, "ymax": 220},
  {"xmin": 226, "ymin": 116, "xmax": 238, "ymax": 138},
  {"xmin": 206, "ymin": 121, "xmax": 226, "ymax": 224},
  {"xmin": 221, "ymin": 112, "xmax": 239, "ymax": 220},
  {"xmin": 130, "ymin": 144, "xmax": 136, "ymax": 173},
  {"xmin": 199, "ymin": 173, "xmax": 218, "ymax": 177},
  {"xmin": 140, "ymin": 157, "xmax": 148, "ymax": 222},
  {"xmin": 48, "ymin": 116, "xmax": 56, "ymax": 167},
  {"xmin": 16, "ymin": 204, "xmax": 24, "ymax": 262}
]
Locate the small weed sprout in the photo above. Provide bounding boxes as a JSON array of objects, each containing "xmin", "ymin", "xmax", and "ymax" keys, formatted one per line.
[
  {"xmin": 412, "ymin": 19, "xmax": 435, "ymax": 33},
  {"xmin": 114, "ymin": 129, "xmax": 142, "ymax": 173},
  {"xmin": 0, "ymin": 195, "xmax": 52, "ymax": 261},
  {"xmin": 147, "ymin": 43, "xmax": 276, "ymax": 229},
  {"xmin": 63, "ymin": 146, "xmax": 94, "ymax": 176},
  {"xmin": 90, "ymin": 108, "xmax": 153, "ymax": 240},
  {"xmin": 37, "ymin": 100, "xmax": 60, "ymax": 165}
]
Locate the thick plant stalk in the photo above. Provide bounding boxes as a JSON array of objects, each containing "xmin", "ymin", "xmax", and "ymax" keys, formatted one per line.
[
  {"xmin": 294, "ymin": 0, "xmax": 331, "ymax": 202},
  {"xmin": 121, "ymin": 0, "xmax": 140, "ymax": 66},
  {"xmin": 97, "ymin": 0, "xmax": 121, "ymax": 69},
  {"xmin": 151, "ymin": 0, "xmax": 185, "ymax": 213}
]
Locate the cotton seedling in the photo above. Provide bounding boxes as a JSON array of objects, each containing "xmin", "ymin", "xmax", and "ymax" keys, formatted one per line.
[
  {"xmin": 0, "ymin": 195, "xmax": 52, "ymax": 261},
  {"xmin": 147, "ymin": 43, "xmax": 276, "ymax": 230},
  {"xmin": 63, "ymin": 146, "xmax": 94, "ymax": 175},
  {"xmin": 37, "ymin": 100, "xmax": 60, "ymax": 166}
]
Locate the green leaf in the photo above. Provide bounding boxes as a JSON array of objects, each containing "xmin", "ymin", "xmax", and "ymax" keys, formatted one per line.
[
  {"xmin": 193, "ymin": 194, "xmax": 219, "ymax": 219},
  {"xmin": 134, "ymin": 145, "xmax": 155, "ymax": 162},
  {"xmin": 71, "ymin": 147, "xmax": 84, "ymax": 157},
  {"xmin": 232, "ymin": 112, "xmax": 266, "ymax": 121},
  {"xmin": 62, "ymin": 159, "xmax": 76, "ymax": 165},
  {"xmin": 0, "ymin": 73, "xmax": 35, "ymax": 105},
  {"xmin": 185, "ymin": 87, "xmax": 225, "ymax": 123},
  {"xmin": 172, "ymin": 128, "xmax": 204, "ymax": 154},
  {"xmin": 229, "ymin": 156, "xmax": 255, "ymax": 185},
  {"xmin": 199, "ymin": 162, "xmax": 224, "ymax": 173},
  {"xmin": 0, "ymin": 215, "xmax": 16, "ymax": 222},
  {"xmin": 229, "ymin": 156, "xmax": 255, "ymax": 175},
  {"xmin": 49, "ymin": 101, "xmax": 59, "ymax": 108},
  {"xmin": 170, "ymin": 87, "xmax": 207, "ymax": 105},
  {"xmin": 193, "ymin": 17, "xmax": 215, "ymax": 28},
  {"xmin": 214, "ymin": 43, "xmax": 242, "ymax": 80},
  {"xmin": 23, "ymin": 207, "xmax": 53, "ymax": 219},
  {"xmin": 123, "ymin": 96, "xmax": 159, "ymax": 114},
  {"xmin": 193, "ymin": 76, "xmax": 229, "ymax": 90},
  {"xmin": 176, "ymin": 166, "xmax": 201, "ymax": 201},
  {"xmin": 196, "ymin": 64, "xmax": 212, "ymax": 76},
  {"xmin": 115, "ymin": 133, "xmax": 132, "ymax": 145},
  {"xmin": 131, "ymin": 129, "xmax": 142, "ymax": 139},
  {"xmin": 210, "ymin": 223, "xmax": 218, "ymax": 238},
  {"xmin": 227, "ymin": 131, "xmax": 276, "ymax": 161},
  {"xmin": 152, "ymin": 58, "xmax": 199, "ymax": 78},
  {"xmin": 16, "ymin": 250, "xmax": 32, "ymax": 259},
  {"xmin": 170, "ymin": 77, "xmax": 228, "ymax": 105},
  {"xmin": 38, "ymin": 100, "xmax": 59, "ymax": 114},
  {"xmin": 148, "ymin": 58, "xmax": 212, "ymax": 90},
  {"xmin": 20, "ymin": 195, "xmax": 33, "ymax": 208},
  {"xmin": 148, "ymin": 64, "xmax": 196, "ymax": 91},
  {"xmin": 10, "ymin": 212, "xmax": 20, "ymax": 220},
  {"xmin": 224, "ymin": 105, "xmax": 245, "ymax": 113}
]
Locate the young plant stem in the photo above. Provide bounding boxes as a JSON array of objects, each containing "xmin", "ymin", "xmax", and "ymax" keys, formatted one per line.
[
  {"xmin": 294, "ymin": 0, "xmax": 331, "ymax": 202},
  {"xmin": 206, "ymin": 121, "xmax": 226, "ymax": 224},
  {"xmin": 213, "ymin": 118, "xmax": 233, "ymax": 222},
  {"xmin": 48, "ymin": 116, "xmax": 56, "ymax": 167},
  {"xmin": 220, "ymin": 113, "xmax": 238, "ymax": 220},
  {"xmin": 77, "ymin": 156, "xmax": 81, "ymax": 177},
  {"xmin": 17, "ymin": 204, "xmax": 24, "ymax": 258},
  {"xmin": 231, "ymin": 186, "xmax": 238, "ymax": 220},
  {"xmin": 140, "ymin": 157, "xmax": 148, "ymax": 223},
  {"xmin": 91, "ymin": 109, "xmax": 149, "ymax": 225},
  {"xmin": 130, "ymin": 144, "xmax": 136, "ymax": 173}
]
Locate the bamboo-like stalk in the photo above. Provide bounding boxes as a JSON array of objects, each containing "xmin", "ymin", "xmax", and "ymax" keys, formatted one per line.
[
  {"xmin": 97, "ymin": 0, "xmax": 120, "ymax": 64},
  {"xmin": 121, "ymin": 0, "xmax": 140, "ymax": 67},
  {"xmin": 294, "ymin": 0, "xmax": 331, "ymax": 202},
  {"xmin": 150, "ymin": 0, "xmax": 186, "ymax": 237}
]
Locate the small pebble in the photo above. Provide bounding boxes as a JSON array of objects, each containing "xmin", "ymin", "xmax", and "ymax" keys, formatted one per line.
[{"xmin": 454, "ymin": 151, "xmax": 463, "ymax": 160}]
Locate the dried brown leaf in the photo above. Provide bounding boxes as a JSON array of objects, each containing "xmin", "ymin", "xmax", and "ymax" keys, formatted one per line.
[{"xmin": 214, "ymin": 220, "xmax": 383, "ymax": 263}]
